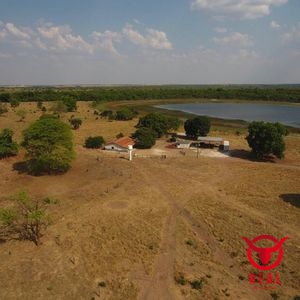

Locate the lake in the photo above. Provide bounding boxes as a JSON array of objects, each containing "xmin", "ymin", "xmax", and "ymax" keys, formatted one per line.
[{"xmin": 155, "ymin": 102, "xmax": 300, "ymax": 128}]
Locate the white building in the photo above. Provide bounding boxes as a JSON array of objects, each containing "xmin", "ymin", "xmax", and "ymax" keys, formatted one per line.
[{"xmin": 104, "ymin": 136, "xmax": 135, "ymax": 152}]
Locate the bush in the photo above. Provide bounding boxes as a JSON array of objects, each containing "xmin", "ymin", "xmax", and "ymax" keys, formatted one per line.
[
  {"xmin": 184, "ymin": 116, "xmax": 211, "ymax": 138},
  {"xmin": 85, "ymin": 136, "xmax": 105, "ymax": 149},
  {"xmin": 0, "ymin": 128, "xmax": 19, "ymax": 159},
  {"xmin": 246, "ymin": 121, "xmax": 288, "ymax": 159},
  {"xmin": 132, "ymin": 127, "xmax": 156, "ymax": 149},
  {"xmin": 22, "ymin": 116, "xmax": 75, "ymax": 174},
  {"xmin": 0, "ymin": 191, "xmax": 53, "ymax": 245},
  {"xmin": 51, "ymin": 100, "xmax": 68, "ymax": 113},
  {"xmin": 16, "ymin": 109, "xmax": 27, "ymax": 121},
  {"xmin": 9, "ymin": 98, "xmax": 20, "ymax": 108},
  {"xmin": 69, "ymin": 117, "xmax": 82, "ymax": 130},
  {"xmin": 116, "ymin": 132, "xmax": 124, "ymax": 139},
  {"xmin": 190, "ymin": 278, "xmax": 205, "ymax": 290}
]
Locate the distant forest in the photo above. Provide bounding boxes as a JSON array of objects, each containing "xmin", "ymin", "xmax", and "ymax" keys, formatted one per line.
[{"xmin": 0, "ymin": 85, "xmax": 300, "ymax": 103}]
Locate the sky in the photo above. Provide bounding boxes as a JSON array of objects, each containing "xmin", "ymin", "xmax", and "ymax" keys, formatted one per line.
[{"xmin": 0, "ymin": 0, "xmax": 299, "ymax": 85}]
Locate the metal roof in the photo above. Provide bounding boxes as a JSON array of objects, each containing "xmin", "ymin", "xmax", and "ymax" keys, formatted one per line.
[{"xmin": 197, "ymin": 136, "xmax": 223, "ymax": 142}]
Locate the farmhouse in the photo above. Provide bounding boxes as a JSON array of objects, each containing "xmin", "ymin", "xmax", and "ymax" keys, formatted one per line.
[{"xmin": 104, "ymin": 136, "xmax": 135, "ymax": 152}]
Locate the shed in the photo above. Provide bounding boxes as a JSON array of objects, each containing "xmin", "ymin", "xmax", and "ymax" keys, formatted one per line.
[
  {"xmin": 104, "ymin": 136, "xmax": 135, "ymax": 152},
  {"xmin": 176, "ymin": 140, "xmax": 191, "ymax": 149}
]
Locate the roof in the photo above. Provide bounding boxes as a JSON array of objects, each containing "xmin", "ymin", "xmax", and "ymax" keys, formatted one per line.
[
  {"xmin": 106, "ymin": 136, "xmax": 135, "ymax": 148},
  {"xmin": 177, "ymin": 140, "xmax": 191, "ymax": 145},
  {"xmin": 197, "ymin": 136, "xmax": 223, "ymax": 143}
]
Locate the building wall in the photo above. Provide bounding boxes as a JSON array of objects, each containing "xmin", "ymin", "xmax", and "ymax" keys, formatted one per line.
[{"xmin": 104, "ymin": 144, "xmax": 127, "ymax": 152}]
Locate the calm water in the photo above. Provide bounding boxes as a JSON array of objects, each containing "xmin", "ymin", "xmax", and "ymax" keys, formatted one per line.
[{"xmin": 156, "ymin": 103, "xmax": 300, "ymax": 128}]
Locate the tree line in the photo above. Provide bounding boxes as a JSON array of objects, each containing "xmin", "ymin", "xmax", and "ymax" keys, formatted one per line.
[{"xmin": 0, "ymin": 85, "xmax": 300, "ymax": 103}]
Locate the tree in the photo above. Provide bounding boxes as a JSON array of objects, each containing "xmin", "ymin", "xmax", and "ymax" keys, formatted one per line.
[
  {"xmin": 84, "ymin": 136, "xmax": 105, "ymax": 149},
  {"xmin": 0, "ymin": 191, "xmax": 53, "ymax": 245},
  {"xmin": 132, "ymin": 127, "xmax": 156, "ymax": 149},
  {"xmin": 115, "ymin": 107, "xmax": 138, "ymax": 120},
  {"xmin": 22, "ymin": 116, "xmax": 75, "ymax": 174},
  {"xmin": 184, "ymin": 116, "xmax": 211, "ymax": 138},
  {"xmin": 136, "ymin": 113, "xmax": 171, "ymax": 138},
  {"xmin": 61, "ymin": 96, "xmax": 77, "ymax": 112},
  {"xmin": 165, "ymin": 116, "xmax": 181, "ymax": 132},
  {"xmin": 69, "ymin": 117, "xmax": 82, "ymax": 130},
  {"xmin": 0, "ymin": 93, "xmax": 11, "ymax": 103},
  {"xmin": 246, "ymin": 121, "xmax": 288, "ymax": 159},
  {"xmin": 0, "ymin": 128, "xmax": 19, "ymax": 159}
]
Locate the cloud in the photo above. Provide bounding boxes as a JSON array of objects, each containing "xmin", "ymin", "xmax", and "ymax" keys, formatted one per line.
[
  {"xmin": 281, "ymin": 22, "xmax": 300, "ymax": 42},
  {"xmin": 212, "ymin": 32, "xmax": 254, "ymax": 47},
  {"xmin": 37, "ymin": 23, "xmax": 93, "ymax": 54},
  {"xmin": 0, "ymin": 22, "xmax": 33, "ymax": 43},
  {"xmin": 270, "ymin": 21, "xmax": 281, "ymax": 29},
  {"xmin": 122, "ymin": 25, "xmax": 172, "ymax": 50},
  {"xmin": 191, "ymin": 0, "xmax": 288, "ymax": 19},
  {"xmin": 92, "ymin": 30, "xmax": 121, "ymax": 56},
  {"xmin": 214, "ymin": 27, "xmax": 228, "ymax": 33}
]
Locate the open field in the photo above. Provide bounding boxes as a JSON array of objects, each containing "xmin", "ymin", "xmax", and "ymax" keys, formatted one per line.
[{"xmin": 0, "ymin": 102, "xmax": 300, "ymax": 299}]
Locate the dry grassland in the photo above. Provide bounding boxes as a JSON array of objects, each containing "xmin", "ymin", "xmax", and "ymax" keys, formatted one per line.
[{"xmin": 0, "ymin": 102, "xmax": 299, "ymax": 300}]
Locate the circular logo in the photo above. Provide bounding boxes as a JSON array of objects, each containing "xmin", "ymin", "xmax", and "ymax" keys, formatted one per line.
[{"xmin": 242, "ymin": 235, "xmax": 289, "ymax": 271}]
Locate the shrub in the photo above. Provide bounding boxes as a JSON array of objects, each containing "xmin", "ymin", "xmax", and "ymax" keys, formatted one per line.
[
  {"xmin": 16, "ymin": 109, "xmax": 27, "ymax": 121},
  {"xmin": 37, "ymin": 100, "xmax": 43, "ymax": 110},
  {"xmin": 0, "ymin": 128, "xmax": 19, "ymax": 159},
  {"xmin": 184, "ymin": 116, "xmax": 211, "ymax": 138},
  {"xmin": 69, "ymin": 117, "xmax": 82, "ymax": 130},
  {"xmin": 132, "ymin": 127, "xmax": 156, "ymax": 149},
  {"xmin": 174, "ymin": 273, "xmax": 187, "ymax": 286},
  {"xmin": 116, "ymin": 132, "xmax": 124, "ymax": 139},
  {"xmin": 246, "ymin": 121, "xmax": 288, "ymax": 159},
  {"xmin": 0, "ymin": 191, "xmax": 54, "ymax": 245},
  {"xmin": 190, "ymin": 278, "xmax": 205, "ymax": 290},
  {"xmin": 22, "ymin": 116, "xmax": 75, "ymax": 174},
  {"xmin": 51, "ymin": 100, "xmax": 68, "ymax": 113},
  {"xmin": 9, "ymin": 98, "xmax": 20, "ymax": 108},
  {"xmin": 85, "ymin": 136, "xmax": 105, "ymax": 149}
]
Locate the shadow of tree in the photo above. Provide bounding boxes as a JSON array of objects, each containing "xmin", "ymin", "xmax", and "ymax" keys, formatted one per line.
[
  {"xmin": 279, "ymin": 194, "xmax": 300, "ymax": 208},
  {"xmin": 12, "ymin": 161, "xmax": 28, "ymax": 174},
  {"xmin": 229, "ymin": 149, "xmax": 276, "ymax": 163}
]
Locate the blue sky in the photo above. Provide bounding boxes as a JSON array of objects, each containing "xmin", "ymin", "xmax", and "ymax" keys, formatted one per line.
[{"xmin": 0, "ymin": 0, "xmax": 299, "ymax": 85}]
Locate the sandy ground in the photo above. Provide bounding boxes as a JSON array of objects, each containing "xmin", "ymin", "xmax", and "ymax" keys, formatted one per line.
[{"xmin": 0, "ymin": 102, "xmax": 299, "ymax": 300}]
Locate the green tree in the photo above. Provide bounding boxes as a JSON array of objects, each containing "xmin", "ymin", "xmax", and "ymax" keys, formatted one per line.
[
  {"xmin": 184, "ymin": 116, "xmax": 211, "ymax": 138},
  {"xmin": 0, "ymin": 128, "xmax": 19, "ymax": 159},
  {"xmin": 61, "ymin": 96, "xmax": 77, "ymax": 112},
  {"xmin": 22, "ymin": 116, "xmax": 75, "ymax": 174},
  {"xmin": 69, "ymin": 117, "xmax": 82, "ymax": 130},
  {"xmin": 115, "ymin": 107, "xmax": 138, "ymax": 120},
  {"xmin": 84, "ymin": 136, "xmax": 105, "ymax": 149},
  {"xmin": 136, "ymin": 113, "xmax": 170, "ymax": 138},
  {"xmin": 246, "ymin": 121, "xmax": 288, "ymax": 159},
  {"xmin": 0, "ymin": 191, "xmax": 53, "ymax": 245},
  {"xmin": 0, "ymin": 93, "xmax": 11, "ymax": 103},
  {"xmin": 132, "ymin": 127, "xmax": 156, "ymax": 149}
]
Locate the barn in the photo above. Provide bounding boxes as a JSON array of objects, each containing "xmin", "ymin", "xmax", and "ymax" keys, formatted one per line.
[{"xmin": 104, "ymin": 136, "xmax": 135, "ymax": 152}]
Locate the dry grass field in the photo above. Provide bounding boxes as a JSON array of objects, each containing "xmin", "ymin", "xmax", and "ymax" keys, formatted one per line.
[{"xmin": 0, "ymin": 102, "xmax": 299, "ymax": 300}]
